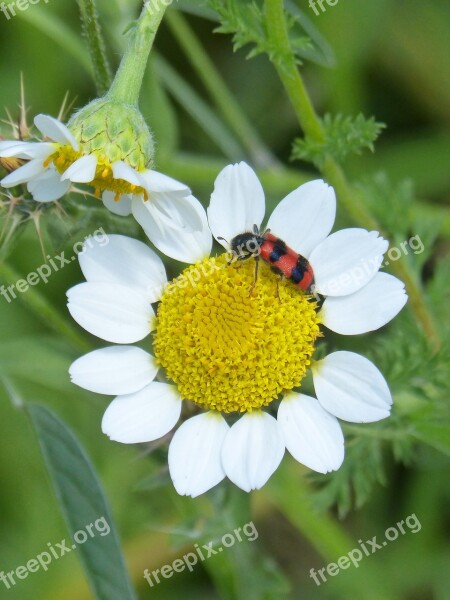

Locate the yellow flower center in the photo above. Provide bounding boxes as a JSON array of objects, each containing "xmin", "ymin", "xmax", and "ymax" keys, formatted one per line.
[
  {"xmin": 153, "ymin": 255, "xmax": 321, "ymax": 413},
  {"xmin": 46, "ymin": 146, "xmax": 147, "ymax": 200}
]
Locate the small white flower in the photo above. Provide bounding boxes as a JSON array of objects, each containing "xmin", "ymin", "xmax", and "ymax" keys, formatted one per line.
[
  {"xmin": 0, "ymin": 113, "xmax": 207, "ymax": 262},
  {"xmin": 67, "ymin": 163, "xmax": 407, "ymax": 497}
]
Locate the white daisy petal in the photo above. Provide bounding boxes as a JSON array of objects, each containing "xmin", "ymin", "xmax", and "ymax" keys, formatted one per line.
[
  {"xmin": 0, "ymin": 141, "xmax": 30, "ymax": 156},
  {"xmin": 67, "ymin": 282, "xmax": 154, "ymax": 344},
  {"xmin": 111, "ymin": 160, "xmax": 141, "ymax": 186},
  {"xmin": 149, "ymin": 191, "xmax": 204, "ymax": 232},
  {"xmin": 278, "ymin": 393, "xmax": 344, "ymax": 473},
  {"xmin": 102, "ymin": 382, "xmax": 181, "ymax": 443},
  {"xmin": 78, "ymin": 234, "xmax": 167, "ymax": 302},
  {"xmin": 312, "ymin": 351, "xmax": 393, "ymax": 423},
  {"xmin": 1, "ymin": 158, "xmax": 46, "ymax": 187},
  {"xmin": 0, "ymin": 141, "xmax": 54, "ymax": 159},
  {"xmin": 102, "ymin": 191, "xmax": 133, "ymax": 216},
  {"xmin": 27, "ymin": 166, "xmax": 71, "ymax": 202},
  {"xmin": 321, "ymin": 272, "xmax": 408, "ymax": 335},
  {"xmin": 221, "ymin": 411, "xmax": 284, "ymax": 492},
  {"xmin": 34, "ymin": 114, "xmax": 79, "ymax": 150},
  {"xmin": 266, "ymin": 180, "xmax": 336, "ymax": 257},
  {"xmin": 69, "ymin": 346, "xmax": 158, "ymax": 395},
  {"xmin": 169, "ymin": 412, "xmax": 229, "ymax": 498},
  {"xmin": 207, "ymin": 162, "xmax": 265, "ymax": 249},
  {"xmin": 61, "ymin": 154, "xmax": 97, "ymax": 183},
  {"xmin": 309, "ymin": 228, "xmax": 388, "ymax": 296},
  {"xmin": 132, "ymin": 194, "xmax": 212, "ymax": 263},
  {"xmin": 140, "ymin": 170, "xmax": 190, "ymax": 194}
]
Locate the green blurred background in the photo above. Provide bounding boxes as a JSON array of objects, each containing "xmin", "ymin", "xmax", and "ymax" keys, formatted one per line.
[{"xmin": 0, "ymin": 1, "xmax": 449, "ymax": 599}]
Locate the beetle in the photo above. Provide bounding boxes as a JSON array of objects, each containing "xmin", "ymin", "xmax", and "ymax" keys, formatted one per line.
[{"xmin": 223, "ymin": 225, "xmax": 315, "ymax": 295}]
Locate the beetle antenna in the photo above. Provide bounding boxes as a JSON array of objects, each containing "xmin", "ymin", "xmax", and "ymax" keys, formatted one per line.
[{"xmin": 217, "ymin": 236, "xmax": 229, "ymax": 244}]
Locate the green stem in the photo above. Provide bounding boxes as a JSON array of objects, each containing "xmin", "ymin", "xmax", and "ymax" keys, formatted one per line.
[
  {"xmin": 264, "ymin": 0, "xmax": 325, "ymax": 143},
  {"xmin": 0, "ymin": 262, "xmax": 91, "ymax": 353},
  {"xmin": 76, "ymin": 0, "xmax": 112, "ymax": 95},
  {"xmin": 264, "ymin": 0, "xmax": 441, "ymax": 351},
  {"xmin": 165, "ymin": 9, "xmax": 278, "ymax": 169},
  {"xmin": 107, "ymin": 1, "xmax": 168, "ymax": 105}
]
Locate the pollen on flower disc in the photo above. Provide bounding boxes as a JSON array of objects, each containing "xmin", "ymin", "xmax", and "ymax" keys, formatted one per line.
[{"xmin": 153, "ymin": 255, "xmax": 321, "ymax": 413}]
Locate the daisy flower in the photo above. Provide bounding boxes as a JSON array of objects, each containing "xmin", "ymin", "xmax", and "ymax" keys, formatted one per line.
[
  {"xmin": 67, "ymin": 162, "xmax": 407, "ymax": 497},
  {"xmin": 0, "ymin": 100, "xmax": 203, "ymax": 259}
]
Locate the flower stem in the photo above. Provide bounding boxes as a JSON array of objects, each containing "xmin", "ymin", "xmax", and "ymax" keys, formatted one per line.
[
  {"xmin": 264, "ymin": 0, "xmax": 324, "ymax": 144},
  {"xmin": 107, "ymin": 1, "xmax": 168, "ymax": 106},
  {"xmin": 76, "ymin": 0, "xmax": 112, "ymax": 96},
  {"xmin": 264, "ymin": 0, "xmax": 441, "ymax": 351}
]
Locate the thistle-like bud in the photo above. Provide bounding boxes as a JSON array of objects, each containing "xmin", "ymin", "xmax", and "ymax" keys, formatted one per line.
[
  {"xmin": 0, "ymin": 0, "xmax": 206, "ymax": 259},
  {"xmin": 67, "ymin": 98, "xmax": 154, "ymax": 172}
]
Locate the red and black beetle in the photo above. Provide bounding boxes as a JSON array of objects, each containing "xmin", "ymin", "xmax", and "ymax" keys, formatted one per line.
[{"xmin": 227, "ymin": 225, "xmax": 315, "ymax": 293}]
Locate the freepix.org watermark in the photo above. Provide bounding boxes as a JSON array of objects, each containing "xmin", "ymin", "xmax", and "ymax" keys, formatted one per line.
[
  {"xmin": 312, "ymin": 233, "xmax": 424, "ymax": 297},
  {"xmin": 144, "ymin": 0, "xmax": 175, "ymax": 17},
  {"xmin": 309, "ymin": 0, "xmax": 340, "ymax": 16},
  {"xmin": 0, "ymin": 516, "xmax": 110, "ymax": 590},
  {"xmin": 144, "ymin": 0, "xmax": 175, "ymax": 15},
  {"xmin": 309, "ymin": 513, "xmax": 422, "ymax": 586},
  {"xmin": 0, "ymin": 228, "xmax": 109, "ymax": 304},
  {"xmin": 143, "ymin": 521, "xmax": 259, "ymax": 587},
  {"xmin": 0, "ymin": 0, "xmax": 50, "ymax": 20}
]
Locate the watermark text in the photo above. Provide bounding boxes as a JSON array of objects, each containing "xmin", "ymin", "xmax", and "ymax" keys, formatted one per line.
[
  {"xmin": 1, "ymin": 0, "xmax": 50, "ymax": 20},
  {"xmin": 309, "ymin": 513, "xmax": 421, "ymax": 586},
  {"xmin": 0, "ymin": 516, "xmax": 110, "ymax": 589},
  {"xmin": 0, "ymin": 228, "xmax": 109, "ymax": 303},
  {"xmin": 143, "ymin": 521, "xmax": 258, "ymax": 587}
]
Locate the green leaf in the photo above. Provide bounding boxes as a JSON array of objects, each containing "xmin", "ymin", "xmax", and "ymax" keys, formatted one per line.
[
  {"xmin": 27, "ymin": 404, "xmax": 137, "ymax": 600},
  {"xmin": 368, "ymin": 325, "xmax": 450, "ymax": 396},
  {"xmin": 292, "ymin": 113, "xmax": 385, "ymax": 166},
  {"xmin": 208, "ymin": 0, "xmax": 334, "ymax": 69},
  {"xmin": 361, "ymin": 173, "xmax": 442, "ymax": 248},
  {"xmin": 311, "ymin": 435, "xmax": 386, "ymax": 517},
  {"xmin": 284, "ymin": 0, "xmax": 336, "ymax": 67},
  {"xmin": 210, "ymin": 0, "xmax": 295, "ymax": 74},
  {"xmin": 210, "ymin": 0, "xmax": 269, "ymax": 59}
]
